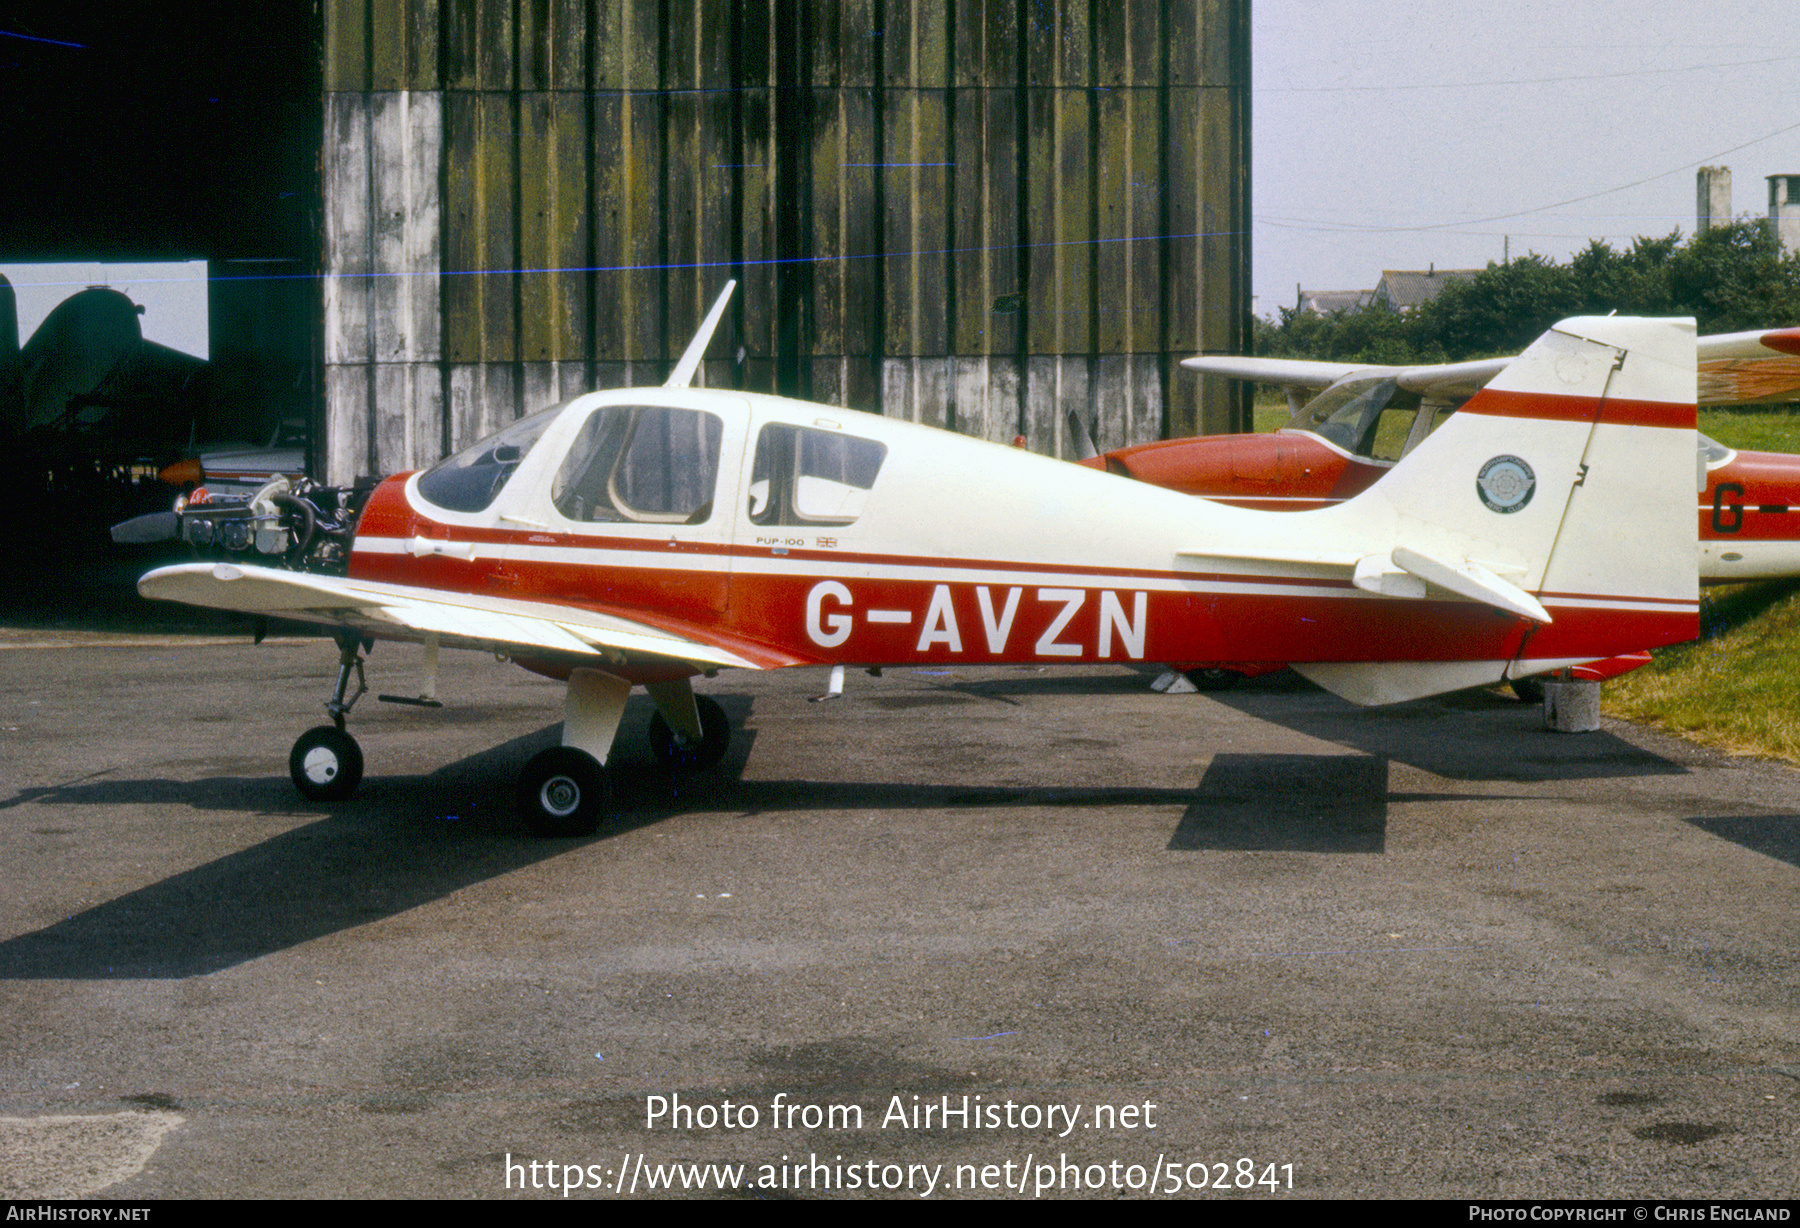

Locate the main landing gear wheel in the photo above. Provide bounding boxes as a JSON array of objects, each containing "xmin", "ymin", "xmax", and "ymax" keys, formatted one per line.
[
  {"xmin": 1183, "ymin": 667, "xmax": 1243, "ymax": 692},
  {"xmin": 289, "ymin": 726, "xmax": 364, "ymax": 801},
  {"xmin": 518, "ymin": 746, "xmax": 610, "ymax": 837},
  {"xmin": 646, "ymin": 695, "xmax": 731, "ymax": 770}
]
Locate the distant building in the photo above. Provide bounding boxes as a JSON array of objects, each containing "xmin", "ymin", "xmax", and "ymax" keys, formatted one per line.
[
  {"xmin": 1295, "ymin": 287, "xmax": 1375, "ymax": 316},
  {"xmin": 1374, "ymin": 268, "xmax": 1479, "ymax": 312},
  {"xmin": 1698, "ymin": 166, "xmax": 1731, "ymax": 232}
]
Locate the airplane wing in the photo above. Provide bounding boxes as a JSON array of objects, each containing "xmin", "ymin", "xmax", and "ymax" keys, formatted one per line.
[
  {"xmin": 1177, "ymin": 356, "xmax": 1370, "ymax": 390},
  {"xmin": 1186, "ymin": 327, "xmax": 1800, "ymax": 407},
  {"xmin": 1180, "ymin": 354, "xmax": 1510, "ymax": 401},
  {"xmin": 1697, "ymin": 327, "xmax": 1800, "ymax": 405},
  {"xmin": 138, "ymin": 561, "xmax": 803, "ymax": 671}
]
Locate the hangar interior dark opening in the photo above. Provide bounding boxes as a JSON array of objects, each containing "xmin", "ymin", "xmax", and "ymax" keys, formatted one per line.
[{"xmin": 1, "ymin": 2, "xmax": 319, "ymax": 622}]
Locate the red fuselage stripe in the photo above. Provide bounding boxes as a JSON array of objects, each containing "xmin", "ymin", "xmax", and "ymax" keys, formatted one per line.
[{"xmin": 1459, "ymin": 390, "xmax": 1693, "ymax": 428}]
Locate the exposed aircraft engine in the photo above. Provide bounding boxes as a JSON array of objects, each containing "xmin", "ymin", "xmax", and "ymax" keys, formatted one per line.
[
  {"xmin": 113, "ymin": 475, "xmax": 371, "ymax": 576},
  {"xmin": 174, "ymin": 476, "xmax": 366, "ymax": 574}
]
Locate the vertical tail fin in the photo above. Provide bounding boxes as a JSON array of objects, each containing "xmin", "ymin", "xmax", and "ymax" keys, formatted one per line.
[{"xmin": 1294, "ymin": 316, "xmax": 1698, "ymax": 703}]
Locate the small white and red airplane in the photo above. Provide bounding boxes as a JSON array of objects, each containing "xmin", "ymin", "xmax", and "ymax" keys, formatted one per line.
[{"xmin": 137, "ymin": 286, "xmax": 1699, "ymax": 834}]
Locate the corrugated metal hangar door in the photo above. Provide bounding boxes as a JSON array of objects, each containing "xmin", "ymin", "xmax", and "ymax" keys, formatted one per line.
[{"xmin": 322, "ymin": 0, "xmax": 1249, "ymax": 483}]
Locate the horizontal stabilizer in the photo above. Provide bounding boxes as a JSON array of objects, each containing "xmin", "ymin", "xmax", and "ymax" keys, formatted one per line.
[
  {"xmin": 1391, "ymin": 546, "xmax": 1550, "ymax": 624},
  {"xmin": 1181, "ymin": 543, "xmax": 1549, "ymax": 622},
  {"xmin": 1351, "ymin": 554, "xmax": 1426, "ymax": 599}
]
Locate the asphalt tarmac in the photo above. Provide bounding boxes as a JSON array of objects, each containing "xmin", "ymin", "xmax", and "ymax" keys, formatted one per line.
[{"xmin": 1, "ymin": 632, "xmax": 1796, "ymax": 1199}]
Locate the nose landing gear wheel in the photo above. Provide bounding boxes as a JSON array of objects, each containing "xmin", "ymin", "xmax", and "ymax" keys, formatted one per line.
[
  {"xmin": 289, "ymin": 726, "xmax": 364, "ymax": 801},
  {"xmin": 518, "ymin": 746, "xmax": 610, "ymax": 836},
  {"xmin": 646, "ymin": 695, "xmax": 731, "ymax": 770}
]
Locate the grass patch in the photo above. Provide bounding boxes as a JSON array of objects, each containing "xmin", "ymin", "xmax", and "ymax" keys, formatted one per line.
[
  {"xmin": 1604, "ymin": 579, "xmax": 1800, "ymax": 762},
  {"xmin": 1253, "ymin": 403, "xmax": 1291, "ymax": 434},
  {"xmin": 1699, "ymin": 406, "xmax": 1800, "ymax": 453}
]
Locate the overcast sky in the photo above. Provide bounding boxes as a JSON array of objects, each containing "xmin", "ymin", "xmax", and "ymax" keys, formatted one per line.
[{"xmin": 1251, "ymin": 0, "xmax": 1800, "ymax": 317}]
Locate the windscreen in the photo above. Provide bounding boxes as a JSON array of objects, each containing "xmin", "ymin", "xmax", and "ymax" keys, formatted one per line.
[{"xmin": 416, "ymin": 405, "xmax": 562, "ymax": 513}]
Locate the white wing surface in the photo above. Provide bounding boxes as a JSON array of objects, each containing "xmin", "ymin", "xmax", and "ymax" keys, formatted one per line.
[
  {"xmin": 138, "ymin": 562, "xmax": 779, "ymax": 671},
  {"xmin": 1184, "ymin": 326, "xmax": 1800, "ymax": 408}
]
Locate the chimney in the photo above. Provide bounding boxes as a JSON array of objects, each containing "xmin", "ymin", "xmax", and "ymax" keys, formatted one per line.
[
  {"xmin": 1698, "ymin": 166, "xmax": 1731, "ymax": 232},
  {"xmin": 1769, "ymin": 175, "xmax": 1800, "ymax": 251}
]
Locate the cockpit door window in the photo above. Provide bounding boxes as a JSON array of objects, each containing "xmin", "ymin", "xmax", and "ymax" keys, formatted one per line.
[{"xmin": 552, "ymin": 405, "xmax": 725, "ymax": 525}]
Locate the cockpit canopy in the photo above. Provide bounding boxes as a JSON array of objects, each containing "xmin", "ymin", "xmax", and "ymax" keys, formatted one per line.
[
  {"xmin": 414, "ymin": 394, "xmax": 892, "ymax": 527},
  {"xmin": 552, "ymin": 404, "xmax": 724, "ymax": 525},
  {"xmin": 1287, "ymin": 375, "xmax": 1432, "ymax": 462}
]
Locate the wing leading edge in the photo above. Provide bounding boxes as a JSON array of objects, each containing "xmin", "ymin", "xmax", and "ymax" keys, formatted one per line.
[
  {"xmin": 1183, "ymin": 327, "xmax": 1800, "ymax": 407},
  {"xmin": 138, "ymin": 561, "xmax": 802, "ymax": 672}
]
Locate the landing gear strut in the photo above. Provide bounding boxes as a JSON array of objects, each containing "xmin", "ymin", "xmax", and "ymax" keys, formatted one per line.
[
  {"xmin": 277, "ymin": 648, "xmax": 735, "ymax": 833},
  {"xmin": 512, "ymin": 673, "xmax": 733, "ymax": 836},
  {"xmin": 646, "ymin": 694, "xmax": 731, "ymax": 770},
  {"xmin": 515, "ymin": 668, "xmax": 631, "ymax": 836},
  {"xmin": 289, "ymin": 631, "xmax": 369, "ymax": 801}
]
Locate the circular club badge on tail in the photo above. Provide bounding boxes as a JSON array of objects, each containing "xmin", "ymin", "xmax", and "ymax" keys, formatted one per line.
[{"xmin": 1476, "ymin": 455, "xmax": 1535, "ymax": 513}]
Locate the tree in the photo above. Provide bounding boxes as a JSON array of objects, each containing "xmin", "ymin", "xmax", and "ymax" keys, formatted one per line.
[
  {"xmin": 1255, "ymin": 299, "xmax": 1442, "ymax": 367},
  {"xmin": 1259, "ymin": 225, "xmax": 1800, "ymax": 366},
  {"xmin": 1666, "ymin": 221, "xmax": 1800, "ymax": 334}
]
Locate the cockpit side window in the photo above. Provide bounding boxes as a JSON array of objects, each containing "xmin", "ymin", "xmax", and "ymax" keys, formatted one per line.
[
  {"xmin": 552, "ymin": 405, "xmax": 724, "ymax": 525},
  {"xmin": 747, "ymin": 423, "xmax": 887, "ymax": 526},
  {"xmin": 1302, "ymin": 378, "xmax": 1397, "ymax": 453},
  {"xmin": 1297, "ymin": 376, "xmax": 1429, "ymax": 460},
  {"xmin": 416, "ymin": 405, "xmax": 561, "ymax": 513},
  {"xmin": 1367, "ymin": 405, "xmax": 1421, "ymax": 462}
]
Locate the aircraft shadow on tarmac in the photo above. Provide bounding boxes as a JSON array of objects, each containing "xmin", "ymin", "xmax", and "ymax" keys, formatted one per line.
[
  {"xmin": 1174, "ymin": 753, "xmax": 1391, "ymax": 854},
  {"xmin": 1686, "ymin": 814, "xmax": 1800, "ymax": 871},
  {"xmin": 0, "ymin": 675, "xmax": 1662, "ymax": 980},
  {"xmin": 0, "ymin": 697, "xmax": 756, "ymax": 981},
  {"xmin": 0, "ymin": 691, "xmax": 1366, "ymax": 980},
  {"xmin": 1199, "ymin": 671, "xmax": 1688, "ymax": 783},
  {"xmin": 930, "ymin": 668, "xmax": 1172, "ymax": 704}
]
